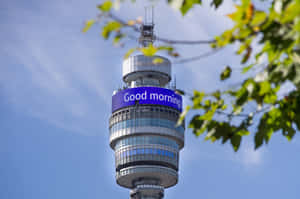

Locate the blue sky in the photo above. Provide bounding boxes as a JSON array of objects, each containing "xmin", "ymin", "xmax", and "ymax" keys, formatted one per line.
[{"xmin": 1, "ymin": 0, "xmax": 300, "ymax": 198}]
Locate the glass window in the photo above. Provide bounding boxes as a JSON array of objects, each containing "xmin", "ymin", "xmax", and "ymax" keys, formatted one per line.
[
  {"xmin": 163, "ymin": 150, "xmax": 167, "ymax": 157},
  {"xmin": 114, "ymin": 136, "xmax": 179, "ymax": 150},
  {"xmin": 170, "ymin": 152, "xmax": 174, "ymax": 158},
  {"xmin": 153, "ymin": 149, "xmax": 157, "ymax": 154},
  {"xmin": 145, "ymin": 148, "xmax": 150, "ymax": 154},
  {"xmin": 158, "ymin": 149, "xmax": 162, "ymax": 155}
]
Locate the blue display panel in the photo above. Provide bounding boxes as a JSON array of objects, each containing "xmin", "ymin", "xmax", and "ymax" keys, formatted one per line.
[{"xmin": 112, "ymin": 87, "xmax": 182, "ymax": 112}]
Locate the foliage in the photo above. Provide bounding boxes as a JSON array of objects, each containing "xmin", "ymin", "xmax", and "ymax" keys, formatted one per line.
[{"xmin": 84, "ymin": 0, "xmax": 300, "ymax": 151}]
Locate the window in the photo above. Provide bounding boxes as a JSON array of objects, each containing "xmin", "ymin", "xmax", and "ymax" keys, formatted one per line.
[
  {"xmin": 115, "ymin": 136, "xmax": 179, "ymax": 150},
  {"xmin": 157, "ymin": 149, "xmax": 161, "ymax": 155},
  {"xmin": 153, "ymin": 149, "xmax": 157, "ymax": 154},
  {"xmin": 145, "ymin": 148, "xmax": 150, "ymax": 154},
  {"xmin": 132, "ymin": 149, "xmax": 137, "ymax": 155},
  {"xmin": 121, "ymin": 148, "xmax": 176, "ymax": 160}
]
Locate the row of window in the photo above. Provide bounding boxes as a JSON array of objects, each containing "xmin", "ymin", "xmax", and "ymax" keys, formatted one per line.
[
  {"xmin": 130, "ymin": 78, "xmax": 161, "ymax": 87},
  {"xmin": 115, "ymin": 136, "xmax": 179, "ymax": 150},
  {"xmin": 116, "ymin": 166, "xmax": 178, "ymax": 179},
  {"xmin": 110, "ymin": 118, "xmax": 184, "ymax": 134},
  {"xmin": 116, "ymin": 148, "xmax": 177, "ymax": 160},
  {"xmin": 110, "ymin": 105, "xmax": 180, "ymax": 126}
]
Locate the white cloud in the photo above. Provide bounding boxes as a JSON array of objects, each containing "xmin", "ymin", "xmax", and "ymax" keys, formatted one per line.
[
  {"xmin": 240, "ymin": 144, "xmax": 263, "ymax": 167},
  {"xmin": 0, "ymin": 0, "xmax": 118, "ymax": 135},
  {"xmin": 230, "ymin": 140, "xmax": 266, "ymax": 170},
  {"xmin": 179, "ymin": 131, "xmax": 265, "ymax": 173}
]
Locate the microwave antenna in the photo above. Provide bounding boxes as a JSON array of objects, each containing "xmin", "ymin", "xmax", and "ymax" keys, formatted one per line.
[{"xmin": 139, "ymin": 6, "xmax": 155, "ymax": 47}]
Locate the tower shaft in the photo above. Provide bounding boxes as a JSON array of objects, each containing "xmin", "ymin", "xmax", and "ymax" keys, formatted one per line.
[{"xmin": 109, "ymin": 19, "xmax": 184, "ymax": 199}]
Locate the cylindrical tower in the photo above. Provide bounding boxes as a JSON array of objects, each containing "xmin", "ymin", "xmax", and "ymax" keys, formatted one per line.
[{"xmin": 109, "ymin": 54, "xmax": 184, "ymax": 199}]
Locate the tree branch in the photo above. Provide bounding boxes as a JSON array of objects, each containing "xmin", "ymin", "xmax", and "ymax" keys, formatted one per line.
[
  {"xmin": 156, "ymin": 37, "xmax": 215, "ymax": 45},
  {"xmin": 215, "ymin": 110, "xmax": 249, "ymax": 118},
  {"xmin": 107, "ymin": 12, "xmax": 215, "ymax": 46},
  {"xmin": 173, "ymin": 49, "xmax": 221, "ymax": 64}
]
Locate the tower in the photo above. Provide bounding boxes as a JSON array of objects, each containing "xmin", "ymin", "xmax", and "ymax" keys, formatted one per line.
[{"xmin": 109, "ymin": 12, "xmax": 184, "ymax": 199}]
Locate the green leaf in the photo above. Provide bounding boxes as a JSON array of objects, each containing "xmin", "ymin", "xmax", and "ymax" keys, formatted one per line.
[
  {"xmin": 82, "ymin": 20, "xmax": 95, "ymax": 33},
  {"xmin": 192, "ymin": 90, "xmax": 205, "ymax": 109},
  {"xmin": 251, "ymin": 11, "xmax": 267, "ymax": 26},
  {"xmin": 231, "ymin": 135, "xmax": 241, "ymax": 152},
  {"xmin": 241, "ymin": 47, "xmax": 252, "ymax": 64},
  {"xmin": 180, "ymin": 0, "xmax": 202, "ymax": 15},
  {"xmin": 233, "ymin": 105, "xmax": 243, "ymax": 115},
  {"xmin": 102, "ymin": 21, "xmax": 122, "ymax": 39},
  {"xmin": 242, "ymin": 64, "xmax": 253, "ymax": 74},
  {"xmin": 221, "ymin": 104, "xmax": 227, "ymax": 110},
  {"xmin": 153, "ymin": 58, "xmax": 164, "ymax": 64},
  {"xmin": 113, "ymin": 33, "xmax": 125, "ymax": 44},
  {"xmin": 157, "ymin": 46, "xmax": 174, "ymax": 52},
  {"xmin": 281, "ymin": 2, "xmax": 300, "ymax": 23},
  {"xmin": 212, "ymin": 90, "xmax": 221, "ymax": 100},
  {"xmin": 220, "ymin": 66, "xmax": 232, "ymax": 81},
  {"xmin": 284, "ymin": 128, "xmax": 296, "ymax": 141},
  {"xmin": 124, "ymin": 48, "xmax": 136, "ymax": 59},
  {"xmin": 200, "ymin": 108, "xmax": 216, "ymax": 121},
  {"xmin": 97, "ymin": 1, "xmax": 113, "ymax": 12},
  {"xmin": 175, "ymin": 89, "xmax": 185, "ymax": 95},
  {"xmin": 236, "ymin": 129, "xmax": 250, "ymax": 136},
  {"xmin": 177, "ymin": 105, "xmax": 191, "ymax": 126},
  {"xmin": 140, "ymin": 44, "xmax": 158, "ymax": 56},
  {"xmin": 258, "ymin": 81, "xmax": 271, "ymax": 96},
  {"xmin": 292, "ymin": 53, "xmax": 300, "ymax": 64},
  {"xmin": 210, "ymin": 0, "xmax": 223, "ymax": 9},
  {"xmin": 205, "ymin": 127, "xmax": 216, "ymax": 140},
  {"xmin": 264, "ymin": 94, "xmax": 277, "ymax": 104},
  {"xmin": 255, "ymin": 132, "xmax": 264, "ymax": 149}
]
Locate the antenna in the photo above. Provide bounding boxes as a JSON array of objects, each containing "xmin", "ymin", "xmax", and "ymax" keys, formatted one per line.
[
  {"xmin": 144, "ymin": 6, "xmax": 153, "ymax": 25},
  {"xmin": 139, "ymin": 6, "xmax": 155, "ymax": 47}
]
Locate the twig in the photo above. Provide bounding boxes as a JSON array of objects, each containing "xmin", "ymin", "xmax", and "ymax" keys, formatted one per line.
[
  {"xmin": 156, "ymin": 37, "xmax": 215, "ymax": 45},
  {"xmin": 173, "ymin": 49, "xmax": 221, "ymax": 64},
  {"xmin": 215, "ymin": 110, "xmax": 249, "ymax": 118}
]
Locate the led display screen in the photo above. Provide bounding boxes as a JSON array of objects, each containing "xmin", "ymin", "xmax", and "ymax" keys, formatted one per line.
[{"xmin": 112, "ymin": 87, "xmax": 182, "ymax": 112}]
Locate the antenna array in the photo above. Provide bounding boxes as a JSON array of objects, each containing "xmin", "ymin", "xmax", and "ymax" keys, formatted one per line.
[{"xmin": 139, "ymin": 6, "xmax": 155, "ymax": 47}]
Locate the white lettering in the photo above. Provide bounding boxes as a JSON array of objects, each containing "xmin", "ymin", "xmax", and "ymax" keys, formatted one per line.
[
  {"xmin": 142, "ymin": 91, "xmax": 147, "ymax": 100},
  {"xmin": 130, "ymin": 95, "xmax": 135, "ymax": 101},
  {"xmin": 124, "ymin": 93, "xmax": 130, "ymax": 102},
  {"xmin": 150, "ymin": 93, "xmax": 159, "ymax": 100},
  {"xmin": 123, "ymin": 89, "xmax": 181, "ymax": 110},
  {"xmin": 135, "ymin": 93, "xmax": 141, "ymax": 100},
  {"xmin": 124, "ymin": 91, "xmax": 148, "ymax": 102},
  {"xmin": 159, "ymin": 94, "xmax": 164, "ymax": 101}
]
